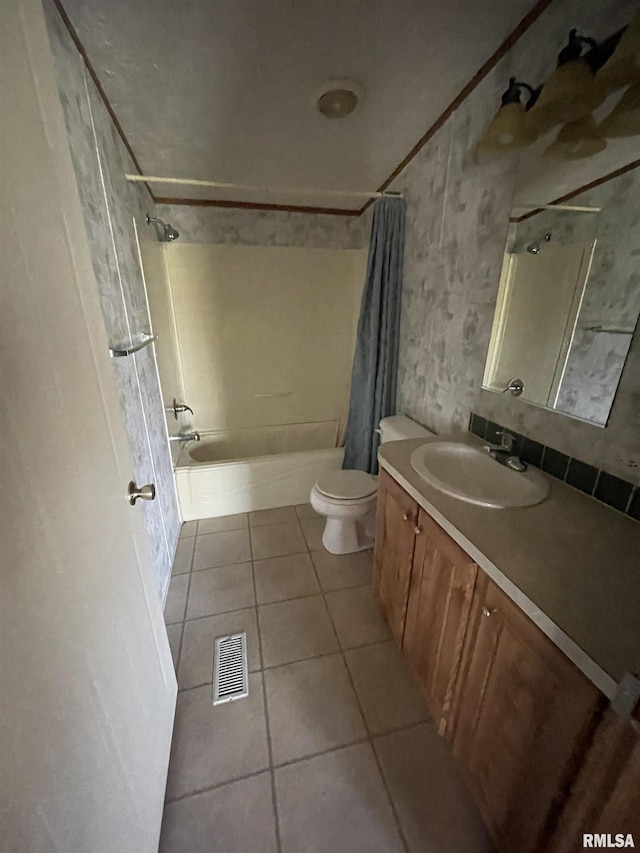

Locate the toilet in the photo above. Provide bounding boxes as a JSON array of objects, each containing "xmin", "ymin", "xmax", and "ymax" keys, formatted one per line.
[{"xmin": 310, "ymin": 415, "xmax": 433, "ymax": 555}]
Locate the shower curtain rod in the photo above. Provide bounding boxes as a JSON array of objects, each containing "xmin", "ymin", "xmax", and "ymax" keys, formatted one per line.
[
  {"xmin": 515, "ymin": 203, "xmax": 601, "ymax": 213},
  {"xmin": 124, "ymin": 174, "xmax": 402, "ymax": 199}
]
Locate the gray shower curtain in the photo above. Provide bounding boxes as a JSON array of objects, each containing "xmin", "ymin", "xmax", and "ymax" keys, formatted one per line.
[{"xmin": 342, "ymin": 196, "xmax": 406, "ymax": 474}]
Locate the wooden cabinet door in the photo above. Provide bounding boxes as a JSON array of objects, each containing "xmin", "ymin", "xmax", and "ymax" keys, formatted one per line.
[
  {"xmin": 453, "ymin": 574, "xmax": 603, "ymax": 853},
  {"xmin": 373, "ymin": 470, "xmax": 419, "ymax": 645},
  {"xmin": 403, "ymin": 510, "xmax": 477, "ymax": 736},
  {"xmin": 548, "ymin": 709, "xmax": 640, "ymax": 852}
]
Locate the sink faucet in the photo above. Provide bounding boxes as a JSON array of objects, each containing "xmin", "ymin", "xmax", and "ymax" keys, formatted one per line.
[
  {"xmin": 483, "ymin": 430, "xmax": 527, "ymax": 472},
  {"xmin": 169, "ymin": 431, "xmax": 201, "ymax": 443}
]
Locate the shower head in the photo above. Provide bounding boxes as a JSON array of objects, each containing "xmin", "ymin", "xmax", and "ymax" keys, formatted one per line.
[
  {"xmin": 526, "ymin": 232, "xmax": 552, "ymax": 255},
  {"xmin": 146, "ymin": 214, "xmax": 180, "ymax": 242}
]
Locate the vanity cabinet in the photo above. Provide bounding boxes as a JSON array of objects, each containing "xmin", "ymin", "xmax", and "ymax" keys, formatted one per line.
[
  {"xmin": 452, "ymin": 572, "xmax": 603, "ymax": 853},
  {"xmin": 547, "ymin": 709, "xmax": 640, "ymax": 852},
  {"xmin": 373, "ymin": 469, "xmax": 478, "ymax": 733},
  {"xmin": 373, "ymin": 470, "xmax": 420, "ymax": 645},
  {"xmin": 403, "ymin": 509, "xmax": 477, "ymax": 735},
  {"xmin": 373, "ymin": 468, "xmax": 609, "ymax": 853}
]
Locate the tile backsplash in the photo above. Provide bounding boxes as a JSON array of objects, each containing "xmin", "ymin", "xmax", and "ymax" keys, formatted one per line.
[{"xmin": 469, "ymin": 414, "xmax": 639, "ymax": 522}]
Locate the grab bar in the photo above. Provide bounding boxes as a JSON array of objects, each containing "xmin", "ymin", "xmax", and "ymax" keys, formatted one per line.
[
  {"xmin": 254, "ymin": 392, "xmax": 292, "ymax": 398},
  {"xmin": 109, "ymin": 332, "xmax": 157, "ymax": 358},
  {"xmin": 584, "ymin": 325, "xmax": 634, "ymax": 336}
]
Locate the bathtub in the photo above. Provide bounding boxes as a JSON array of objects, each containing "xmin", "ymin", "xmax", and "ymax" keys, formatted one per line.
[{"xmin": 174, "ymin": 421, "xmax": 344, "ymax": 520}]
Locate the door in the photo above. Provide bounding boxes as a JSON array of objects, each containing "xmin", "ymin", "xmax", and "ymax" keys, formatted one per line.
[
  {"xmin": 0, "ymin": 2, "xmax": 176, "ymax": 851},
  {"xmin": 403, "ymin": 510, "xmax": 477, "ymax": 736},
  {"xmin": 452, "ymin": 576, "xmax": 602, "ymax": 853},
  {"xmin": 373, "ymin": 470, "xmax": 419, "ymax": 644}
]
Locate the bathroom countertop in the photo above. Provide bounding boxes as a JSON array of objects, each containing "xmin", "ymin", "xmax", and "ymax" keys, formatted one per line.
[{"xmin": 378, "ymin": 434, "xmax": 640, "ymax": 699}]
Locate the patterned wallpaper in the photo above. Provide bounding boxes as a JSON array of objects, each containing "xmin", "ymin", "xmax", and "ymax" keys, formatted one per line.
[
  {"xmin": 392, "ymin": 0, "xmax": 640, "ymax": 485},
  {"xmin": 155, "ymin": 204, "xmax": 369, "ymax": 249},
  {"xmin": 44, "ymin": 0, "xmax": 181, "ymax": 598}
]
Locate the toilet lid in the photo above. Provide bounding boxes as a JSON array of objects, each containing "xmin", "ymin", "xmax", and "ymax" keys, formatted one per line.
[{"xmin": 316, "ymin": 470, "xmax": 377, "ymax": 500}]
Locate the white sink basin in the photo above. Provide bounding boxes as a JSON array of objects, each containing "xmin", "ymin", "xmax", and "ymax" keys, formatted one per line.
[{"xmin": 410, "ymin": 441, "xmax": 549, "ymax": 508}]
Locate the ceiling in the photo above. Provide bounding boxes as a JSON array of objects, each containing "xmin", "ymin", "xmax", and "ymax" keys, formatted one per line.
[{"xmin": 61, "ymin": 0, "xmax": 537, "ymax": 209}]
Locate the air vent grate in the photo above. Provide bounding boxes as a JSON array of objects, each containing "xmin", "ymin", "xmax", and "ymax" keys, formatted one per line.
[{"xmin": 213, "ymin": 632, "xmax": 249, "ymax": 705}]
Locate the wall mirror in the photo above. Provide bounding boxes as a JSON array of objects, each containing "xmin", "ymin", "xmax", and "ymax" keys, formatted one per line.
[{"xmin": 482, "ymin": 116, "xmax": 640, "ymax": 427}]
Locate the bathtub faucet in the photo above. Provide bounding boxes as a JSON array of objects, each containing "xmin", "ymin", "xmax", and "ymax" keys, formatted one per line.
[{"xmin": 169, "ymin": 431, "xmax": 201, "ymax": 443}]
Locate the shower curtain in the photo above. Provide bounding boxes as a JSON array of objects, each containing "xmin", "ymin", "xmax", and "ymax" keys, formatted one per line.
[{"xmin": 342, "ymin": 196, "xmax": 406, "ymax": 474}]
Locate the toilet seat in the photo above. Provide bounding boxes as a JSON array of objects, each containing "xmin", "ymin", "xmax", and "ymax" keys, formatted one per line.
[{"xmin": 316, "ymin": 470, "xmax": 377, "ymax": 501}]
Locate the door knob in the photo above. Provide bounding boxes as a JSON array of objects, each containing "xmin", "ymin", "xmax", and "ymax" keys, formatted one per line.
[{"xmin": 127, "ymin": 481, "xmax": 156, "ymax": 505}]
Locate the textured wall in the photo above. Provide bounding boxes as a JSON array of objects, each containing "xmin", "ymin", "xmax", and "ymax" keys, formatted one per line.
[
  {"xmin": 393, "ymin": 0, "xmax": 640, "ymax": 485},
  {"xmin": 155, "ymin": 204, "xmax": 368, "ymax": 248},
  {"xmin": 44, "ymin": 0, "xmax": 181, "ymax": 597}
]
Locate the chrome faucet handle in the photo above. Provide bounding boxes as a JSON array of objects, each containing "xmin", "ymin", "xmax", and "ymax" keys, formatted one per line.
[
  {"xmin": 496, "ymin": 430, "xmax": 515, "ymax": 452},
  {"xmin": 166, "ymin": 398, "xmax": 194, "ymax": 419}
]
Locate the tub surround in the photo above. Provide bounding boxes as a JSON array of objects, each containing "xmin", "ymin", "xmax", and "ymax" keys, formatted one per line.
[
  {"xmin": 378, "ymin": 435, "xmax": 640, "ymax": 699},
  {"xmin": 469, "ymin": 414, "xmax": 640, "ymax": 520}
]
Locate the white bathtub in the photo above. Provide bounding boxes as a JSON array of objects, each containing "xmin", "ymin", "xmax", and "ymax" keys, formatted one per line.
[{"xmin": 175, "ymin": 421, "xmax": 343, "ymax": 520}]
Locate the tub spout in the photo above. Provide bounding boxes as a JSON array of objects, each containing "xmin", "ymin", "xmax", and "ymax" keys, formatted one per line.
[{"xmin": 169, "ymin": 431, "xmax": 201, "ymax": 443}]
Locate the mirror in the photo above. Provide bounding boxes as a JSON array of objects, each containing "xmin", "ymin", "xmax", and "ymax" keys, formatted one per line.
[{"xmin": 482, "ymin": 136, "xmax": 640, "ymax": 427}]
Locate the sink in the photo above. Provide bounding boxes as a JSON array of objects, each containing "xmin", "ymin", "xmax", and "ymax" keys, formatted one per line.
[{"xmin": 410, "ymin": 441, "xmax": 549, "ymax": 508}]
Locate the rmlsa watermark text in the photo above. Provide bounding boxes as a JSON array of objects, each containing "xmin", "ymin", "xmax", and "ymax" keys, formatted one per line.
[{"xmin": 583, "ymin": 835, "xmax": 635, "ymax": 848}]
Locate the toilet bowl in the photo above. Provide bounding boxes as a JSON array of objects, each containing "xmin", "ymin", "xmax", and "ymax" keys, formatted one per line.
[
  {"xmin": 310, "ymin": 470, "xmax": 378, "ymax": 555},
  {"xmin": 310, "ymin": 415, "xmax": 433, "ymax": 555}
]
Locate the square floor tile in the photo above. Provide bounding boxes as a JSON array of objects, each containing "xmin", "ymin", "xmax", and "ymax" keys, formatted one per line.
[
  {"xmin": 375, "ymin": 723, "xmax": 492, "ymax": 853},
  {"xmin": 300, "ymin": 517, "xmax": 325, "ymax": 551},
  {"xmin": 160, "ymin": 772, "xmax": 278, "ymax": 853},
  {"xmin": 345, "ymin": 641, "xmax": 428, "ymax": 735},
  {"xmin": 179, "ymin": 608, "xmax": 260, "ymax": 690},
  {"xmin": 172, "ymin": 537, "xmax": 195, "ymax": 575},
  {"xmin": 164, "ymin": 574, "xmax": 189, "ymax": 625},
  {"xmin": 250, "ymin": 521, "xmax": 306, "ymax": 560},
  {"xmin": 254, "ymin": 552, "xmax": 320, "ymax": 604},
  {"xmin": 193, "ymin": 529, "xmax": 251, "ymax": 571},
  {"xmin": 259, "ymin": 595, "xmax": 338, "ymax": 667},
  {"xmin": 265, "ymin": 654, "xmax": 366, "ymax": 764},
  {"xmin": 311, "ymin": 549, "xmax": 373, "ymax": 592},
  {"xmin": 275, "ymin": 743, "xmax": 404, "ymax": 853},
  {"xmin": 179, "ymin": 520, "xmax": 198, "ymax": 539},
  {"xmin": 186, "ymin": 563, "xmax": 254, "ymax": 620},
  {"xmin": 197, "ymin": 513, "xmax": 248, "ymax": 535},
  {"xmin": 295, "ymin": 502, "xmax": 320, "ymax": 520},
  {"xmin": 325, "ymin": 585, "xmax": 391, "ymax": 649},
  {"xmin": 165, "ymin": 675, "xmax": 269, "ymax": 799},
  {"xmin": 166, "ymin": 624, "xmax": 182, "ymax": 671},
  {"xmin": 249, "ymin": 506, "xmax": 297, "ymax": 527}
]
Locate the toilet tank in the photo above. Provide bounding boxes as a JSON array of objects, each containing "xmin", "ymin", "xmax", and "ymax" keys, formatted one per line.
[{"xmin": 379, "ymin": 415, "xmax": 433, "ymax": 443}]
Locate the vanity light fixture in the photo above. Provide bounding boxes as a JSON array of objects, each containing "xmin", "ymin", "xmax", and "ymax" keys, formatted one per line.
[
  {"xmin": 476, "ymin": 77, "xmax": 540, "ymax": 153},
  {"xmin": 597, "ymin": 81, "xmax": 640, "ymax": 138},
  {"xmin": 596, "ymin": 13, "xmax": 640, "ymax": 92},
  {"xmin": 526, "ymin": 30, "xmax": 607, "ymax": 134},
  {"xmin": 544, "ymin": 115, "xmax": 607, "ymax": 160}
]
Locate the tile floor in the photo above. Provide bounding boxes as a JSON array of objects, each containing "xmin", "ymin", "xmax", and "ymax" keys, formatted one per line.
[{"xmin": 161, "ymin": 504, "xmax": 492, "ymax": 853}]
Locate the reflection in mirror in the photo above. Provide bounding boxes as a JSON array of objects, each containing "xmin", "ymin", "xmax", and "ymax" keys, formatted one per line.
[{"xmin": 483, "ymin": 165, "xmax": 640, "ymax": 427}]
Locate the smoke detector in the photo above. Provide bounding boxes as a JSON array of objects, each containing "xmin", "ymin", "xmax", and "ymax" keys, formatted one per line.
[{"xmin": 314, "ymin": 79, "xmax": 364, "ymax": 119}]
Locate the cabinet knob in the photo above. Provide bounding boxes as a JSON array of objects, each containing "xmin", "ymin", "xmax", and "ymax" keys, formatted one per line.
[
  {"xmin": 402, "ymin": 513, "xmax": 409, "ymax": 521},
  {"xmin": 482, "ymin": 606, "xmax": 497, "ymax": 618},
  {"xmin": 414, "ymin": 526, "xmax": 421, "ymax": 535}
]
